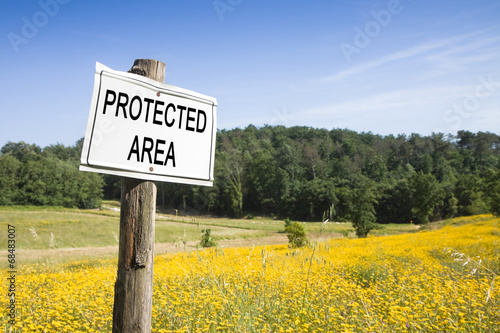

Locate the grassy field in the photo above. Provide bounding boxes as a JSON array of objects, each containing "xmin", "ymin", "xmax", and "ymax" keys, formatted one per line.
[
  {"xmin": 1, "ymin": 212, "xmax": 498, "ymax": 332},
  {"xmin": 0, "ymin": 201, "xmax": 418, "ymax": 253},
  {"xmin": 0, "ymin": 204, "xmax": 272, "ymax": 252},
  {"xmin": 0, "ymin": 203, "xmax": 421, "ymax": 267}
]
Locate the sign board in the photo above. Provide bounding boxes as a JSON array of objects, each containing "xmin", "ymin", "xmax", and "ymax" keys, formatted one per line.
[{"xmin": 80, "ymin": 62, "xmax": 217, "ymax": 187}]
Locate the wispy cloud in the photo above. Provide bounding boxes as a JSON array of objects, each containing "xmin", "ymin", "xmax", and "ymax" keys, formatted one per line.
[
  {"xmin": 301, "ymin": 84, "xmax": 473, "ymax": 121},
  {"xmin": 420, "ymin": 36, "xmax": 500, "ymax": 76},
  {"xmin": 300, "ymin": 71, "xmax": 500, "ymax": 135},
  {"xmin": 319, "ymin": 31, "xmax": 489, "ymax": 83}
]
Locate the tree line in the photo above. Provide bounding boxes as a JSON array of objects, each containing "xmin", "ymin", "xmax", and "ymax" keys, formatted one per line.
[
  {"xmin": 0, "ymin": 139, "xmax": 103, "ymax": 209},
  {"xmin": 1, "ymin": 127, "xmax": 499, "ymax": 225}
]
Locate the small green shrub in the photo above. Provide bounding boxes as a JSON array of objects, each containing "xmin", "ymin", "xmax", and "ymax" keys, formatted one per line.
[
  {"xmin": 200, "ymin": 228, "xmax": 217, "ymax": 248},
  {"xmin": 285, "ymin": 222, "xmax": 308, "ymax": 248}
]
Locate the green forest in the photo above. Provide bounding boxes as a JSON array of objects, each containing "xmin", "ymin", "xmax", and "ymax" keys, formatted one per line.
[{"xmin": 1, "ymin": 126, "xmax": 499, "ymax": 225}]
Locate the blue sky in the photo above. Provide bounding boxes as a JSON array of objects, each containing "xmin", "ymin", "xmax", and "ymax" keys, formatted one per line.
[{"xmin": 1, "ymin": 0, "xmax": 499, "ymax": 149}]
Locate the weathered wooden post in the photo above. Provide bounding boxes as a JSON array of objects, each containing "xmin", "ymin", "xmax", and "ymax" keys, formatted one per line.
[
  {"xmin": 80, "ymin": 57, "xmax": 216, "ymax": 332},
  {"xmin": 112, "ymin": 59, "xmax": 165, "ymax": 333}
]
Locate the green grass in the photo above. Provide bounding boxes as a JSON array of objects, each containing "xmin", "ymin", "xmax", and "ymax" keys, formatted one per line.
[
  {"xmin": 102, "ymin": 200, "xmax": 121, "ymax": 209},
  {"xmin": 2, "ymin": 203, "xmax": 493, "ymax": 273},
  {"xmin": 278, "ymin": 221, "xmax": 419, "ymax": 239},
  {"xmin": 0, "ymin": 204, "xmax": 434, "ymax": 254},
  {"xmin": 155, "ymin": 220, "xmax": 268, "ymax": 244},
  {"xmin": 156, "ymin": 215, "xmax": 286, "ymax": 232},
  {"xmin": 0, "ymin": 210, "xmax": 120, "ymax": 250},
  {"xmin": 302, "ymin": 221, "xmax": 353, "ymax": 235},
  {"xmin": 0, "ymin": 208, "xmax": 272, "ymax": 252}
]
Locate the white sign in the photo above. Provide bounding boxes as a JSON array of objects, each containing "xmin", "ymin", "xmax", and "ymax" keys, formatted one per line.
[{"xmin": 80, "ymin": 62, "xmax": 217, "ymax": 187}]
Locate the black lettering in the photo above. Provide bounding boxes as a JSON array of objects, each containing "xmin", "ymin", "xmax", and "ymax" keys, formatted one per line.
[
  {"xmin": 116, "ymin": 92, "xmax": 129, "ymax": 118},
  {"xmin": 197, "ymin": 110, "xmax": 207, "ymax": 133},
  {"xmin": 129, "ymin": 95, "xmax": 142, "ymax": 120},
  {"xmin": 177, "ymin": 105, "xmax": 186, "ymax": 130},
  {"xmin": 153, "ymin": 100, "xmax": 164, "ymax": 125},
  {"xmin": 141, "ymin": 137, "xmax": 154, "ymax": 163},
  {"xmin": 165, "ymin": 103, "xmax": 176, "ymax": 127},
  {"xmin": 165, "ymin": 142, "xmax": 176, "ymax": 167},
  {"xmin": 103, "ymin": 90, "xmax": 116, "ymax": 114},
  {"xmin": 154, "ymin": 139, "xmax": 166, "ymax": 165},
  {"xmin": 143, "ymin": 98, "xmax": 154, "ymax": 123},
  {"xmin": 127, "ymin": 135, "xmax": 140, "ymax": 162},
  {"xmin": 186, "ymin": 107, "xmax": 196, "ymax": 131}
]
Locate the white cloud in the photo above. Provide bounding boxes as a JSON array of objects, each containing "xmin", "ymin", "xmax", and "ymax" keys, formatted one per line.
[
  {"xmin": 319, "ymin": 30, "xmax": 490, "ymax": 82},
  {"xmin": 304, "ymin": 85, "xmax": 465, "ymax": 117}
]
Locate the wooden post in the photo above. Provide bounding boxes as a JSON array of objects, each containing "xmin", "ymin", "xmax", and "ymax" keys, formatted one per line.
[{"xmin": 112, "ymin": 59, "xmax": 166, "ymax": 333}]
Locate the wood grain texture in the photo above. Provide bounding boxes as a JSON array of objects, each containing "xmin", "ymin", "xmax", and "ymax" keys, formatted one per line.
[{"xmin": 112, "ymin": 59, "xmax": 164, "ymax": 333}]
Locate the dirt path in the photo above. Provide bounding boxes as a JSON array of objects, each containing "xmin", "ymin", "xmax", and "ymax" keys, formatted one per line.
[
  {"xmin": 16, "ymin": 234, "xmax": 341, "ymax": 264},
  {"xmin": 16, "ymin": 234, "xmax": 294, "ymax": 263}
]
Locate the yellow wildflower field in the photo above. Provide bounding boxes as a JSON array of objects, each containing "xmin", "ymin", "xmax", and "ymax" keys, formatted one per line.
[{"xmin": 2, "ymin": 215, "xmax": 499, "ymax": 332}]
